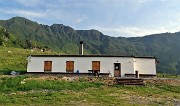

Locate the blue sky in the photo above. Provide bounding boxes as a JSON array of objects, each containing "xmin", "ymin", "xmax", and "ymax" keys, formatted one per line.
[{"xmin": 1, "ymin": 0, "xmax": 180, "ymax": 37}]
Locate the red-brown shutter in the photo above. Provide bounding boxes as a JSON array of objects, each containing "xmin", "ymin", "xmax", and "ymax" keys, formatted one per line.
[
  {"xmin": 44, "ymin": 61, "xmax": 52, "ymax": 71},
  {"xmin": 66, "ymin": 61, "xmax": 74, "ymax": 72},
  {"xmin": 92, "ymin": 61, "xmax": 100, "ymax": 71}
]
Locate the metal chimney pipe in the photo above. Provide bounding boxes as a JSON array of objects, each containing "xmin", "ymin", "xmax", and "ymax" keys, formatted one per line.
[{"xmin": 79, "ymin": 41, "xmax": 83, "ymax": 55}]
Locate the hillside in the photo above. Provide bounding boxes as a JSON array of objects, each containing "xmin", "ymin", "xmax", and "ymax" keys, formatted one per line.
[
  {"xmin": 0, "ymin": 17, "xmax": 180, "ymax": 74},
  {"xmin": 0, "ymin": 46, "xmax": 59, "ymax": 74}
]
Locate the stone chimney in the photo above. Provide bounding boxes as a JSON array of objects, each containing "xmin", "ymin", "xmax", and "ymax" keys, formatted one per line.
[{"xmin": 79, "ymin": 41, "xmax": 83, "ymax": 55}]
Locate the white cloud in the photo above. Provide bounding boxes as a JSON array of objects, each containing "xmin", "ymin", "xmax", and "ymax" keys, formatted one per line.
[
  {"xmin": 0, "ymin": 8, "xmax": 46, "ymax": 18},
  {"xmin": 137, "ymin": 0, "xmax": 166, "ymax": 4},
  {"xmin": 11, "ymin": 10, "xmax": 45, "ymax": 17},
  {"xmin": 117, "ymin": 26, "xmax": 167, "ymax": 36},
  {"xmin": 137, "ymin": 0, "xmax": 151, "ymax": 4},
  {"xmin": 93, "ymin": 25, "xmax": 180, "ymax": 37},
  {"xmin": 75, "ymin": 16, "xmax": 88, "ymax": 24},
  {"xmin": 16, "ymin": 0, "xmax": 41, "ymax": 7}
]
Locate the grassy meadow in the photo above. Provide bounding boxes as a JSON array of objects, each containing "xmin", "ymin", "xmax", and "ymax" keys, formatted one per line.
[
  {"xmin": 0, "ymin": 46, "xmax": 179, "ymax": 106},
  {"xmin": 0, "ymin": 75, "xmax": 179, "ymax": 106}
]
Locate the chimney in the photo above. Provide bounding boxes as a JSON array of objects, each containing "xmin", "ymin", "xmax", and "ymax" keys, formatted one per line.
[{"xmin": 79, "ymin": 41, "xmax": 83, "ymax": 55}]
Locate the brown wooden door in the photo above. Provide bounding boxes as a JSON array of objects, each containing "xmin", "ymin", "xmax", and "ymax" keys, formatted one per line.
[
  {"xmin": 114, "ymin": 63, "xmax": 121, "ymax": 77},
  {"xmin": 44, "ymin": 61, "xmax": 52, "ymax": 71},
  {"xmin": 92, "ymin": 61, "xmax": 100, "ymax": 71}
]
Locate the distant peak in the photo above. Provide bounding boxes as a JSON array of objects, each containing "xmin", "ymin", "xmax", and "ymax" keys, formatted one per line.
[
  {"xmin": 90, "ymin": 29, "xmax": 99, "ymax": 31},
  {"xmin": 9, "ymin": 16, "xmax": 29, "ymax": 20},
  {"xmin": 52, "ymin": 24, "xmax": 64, "ymax": 26},
  {"xmin": 6, "ymin": 16, "xmax": 38, "ymax": 25},
  {"xmin": 53, "ymin": 24, "xmax": 63, "ymax": 26},
  {"xmin": 77, "ymin": 29, "xmax": 101, "ymax": 33},
  {"xmin": 51, "ymin": 24, "xmax": 74, "ymax": 30}
]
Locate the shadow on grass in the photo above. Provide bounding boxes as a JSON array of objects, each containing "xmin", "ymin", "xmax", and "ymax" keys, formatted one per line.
[{"xmin": 0, "ymin": 69, "xmax": 26, "ymax": 75}]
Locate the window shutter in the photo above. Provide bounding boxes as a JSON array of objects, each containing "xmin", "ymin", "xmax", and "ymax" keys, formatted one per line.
[
  {"xmin": 44, "ymin": 61, "xmax": 52, "ymax": 71},
  {"xmin": 66, "ymin": 61, "xmax": 74, "ymax": 72},
  {"xmin": 92, "ymin": 61, "xmax": 100, "ymax": 71}
]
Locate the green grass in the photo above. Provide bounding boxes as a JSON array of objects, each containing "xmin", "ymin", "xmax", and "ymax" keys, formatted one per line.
[
  {"xmin": 0, "ymin": 75, "xmax": 179, "ymax": 106},
  {"xmin": 157, "ymin": 73, "xmax": 180, "ymax": 79},
  {"xmin": 0, "ymin": 76, "xmax": 103, "ymax": 93}
]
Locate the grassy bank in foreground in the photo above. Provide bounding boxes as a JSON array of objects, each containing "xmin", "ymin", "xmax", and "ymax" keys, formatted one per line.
[{"xmin": 0, "ymin": 75, "xmax": 179, "ymax": 106}]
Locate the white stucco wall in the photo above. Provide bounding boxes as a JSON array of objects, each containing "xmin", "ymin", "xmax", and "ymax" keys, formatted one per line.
[
  {"xmin": 27, "ymin": 56, "xmax": 135, "ymax": 77},
  {"xmin": 133, "ymin": 58, "xmax": 156, "ymax": 75}
]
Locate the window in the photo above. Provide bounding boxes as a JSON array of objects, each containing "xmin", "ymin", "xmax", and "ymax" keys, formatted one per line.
[
  {"xmin": 44, "ymin": 61, "xmax": 52, "ymax": 71},
  {"xmin": 66, "ymin": 61, "xmax": 74, "ymax": 72},
  {"xmin": 114, "ymin": 63, "xmax": 120, "ymax": 70},
  {"xmin": 92, "ymin": 61, "xmax": 100, "ymax": 71}
]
